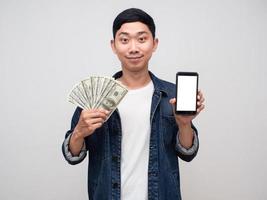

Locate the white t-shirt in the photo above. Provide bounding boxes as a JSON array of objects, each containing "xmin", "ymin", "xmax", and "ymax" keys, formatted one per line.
[{"xmin": 118, "ymin": 81, "xmax": 154, "ymax": 200}]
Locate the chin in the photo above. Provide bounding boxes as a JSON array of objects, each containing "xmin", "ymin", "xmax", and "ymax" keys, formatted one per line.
[
  {"xmin": 123, "ymin": 61, "xmax": 148, "ymax": 71},
  {"xmin": 124, "ymin": 64, "xmax": 148, "ymax": 73}
]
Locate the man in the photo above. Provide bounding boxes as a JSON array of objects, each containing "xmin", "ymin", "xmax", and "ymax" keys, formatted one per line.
[{"xmin": 62, "ymin": 8, "xmax": 205, "ymax": 200}]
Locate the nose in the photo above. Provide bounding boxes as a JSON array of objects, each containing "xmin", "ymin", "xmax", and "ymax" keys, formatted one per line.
[{"xmin": 129, "ymin": 40, "xmax": 139, "ymax": 54}]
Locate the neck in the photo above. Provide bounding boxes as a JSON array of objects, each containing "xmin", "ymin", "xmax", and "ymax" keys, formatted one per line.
[{"xmin": 118, "ymin": 68, "xmax": 151, "ymax": 90}]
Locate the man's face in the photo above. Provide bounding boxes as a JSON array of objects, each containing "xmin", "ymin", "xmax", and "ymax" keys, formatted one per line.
[{"xmin": 111, "ymin": 22, "xmax": 158, "ymax": 73}]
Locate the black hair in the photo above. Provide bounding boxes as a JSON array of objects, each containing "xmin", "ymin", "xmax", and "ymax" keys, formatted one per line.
[{"xmin": 112, "ymin": 8, "xmax": 156, "ymax": 39}]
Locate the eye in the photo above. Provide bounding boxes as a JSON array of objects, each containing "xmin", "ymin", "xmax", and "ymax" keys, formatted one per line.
[
  {"xmin": 119, "ymin": 37, "xmax": 129, "ymax": 44},
  {"xmin": 138, "ymin": 37, "xmax": 146, "ymax": 43}
]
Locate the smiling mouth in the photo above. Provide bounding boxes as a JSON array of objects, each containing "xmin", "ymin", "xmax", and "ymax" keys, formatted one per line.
[{"xmin": 126, "ymin": 56, "xmax": 143, "ymax": 60}]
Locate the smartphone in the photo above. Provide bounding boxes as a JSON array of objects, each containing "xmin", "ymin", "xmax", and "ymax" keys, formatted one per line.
[{"xmin": 175, "ymin": 72, "xmax": 199, "ymax": 115}]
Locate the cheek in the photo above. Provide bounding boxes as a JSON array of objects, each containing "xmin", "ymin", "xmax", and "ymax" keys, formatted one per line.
[
  {"xmin": 142, "ymin": 44, "xmax": 155, "ymax": 54},
  {"xmin": 114, "ymin": 43, "xmax": 128, "ymax": 53},
  {"xmin": 116, "ymin": 50, "xmax": 128, "ymax": 59},
  {"xmin": 143, "ymin": 50, "xmax": 154, "ymax": 59},
  {"xmin": 115, "ymin": 48, "xmax": 127, "ymax": 61}
]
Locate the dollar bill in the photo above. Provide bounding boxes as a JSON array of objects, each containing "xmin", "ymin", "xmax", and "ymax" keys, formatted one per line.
[
  {"xmin": 68, "ymin": 91, "xmax": 87, "ymax": 109},
  {"xmin": 68, "ymin": 83, "xmax": 89, "ymax": 109},
  {"xmin": 95, "ymin": 81, "xmax": 128, "ymax": 120},
  {"xmin": 93, "ymin": 78, "xmax": 116, "ymax": 109},
  {"xmin": 81, "ymin": 78, "xmax": 93, "ymax": 108},
  {"xmin": 75, "ymin": 83, "xmax": 91, "ymax": 109},
  {"xmin": 68, "ymin": 76, "xmax": 128, "ymax": 120}
]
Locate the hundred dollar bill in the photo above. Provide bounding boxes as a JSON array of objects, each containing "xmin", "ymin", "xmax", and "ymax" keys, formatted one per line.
[
  {"xmin": 97, "ymin": 76, "xmax": 113, "ymax": 99},
  {"xmin": 93, "ymin": 78, "xmax": 116, "ymax": 109},
  {"xmin": 91, "ymin": 76, "xmax": 99, "ymax": 106},
  {"xmin": 68, "ymin": 82, "xmax": 90, "ymax": 109},
  {"xmin": 75, "ymin": 83, "xmax": 91, "ymax": 109},
  {"xmin": 68, "ymin": 76, "xmax": 128, "ymax": 120},
  {"xmin": 68, "ymin": 90, "xmax": 87, "ymax": 109},
  {"xmin": 95, "ymin": 81, "xmax": 128, "ymax": 120},
  {"xmin": 94, "ymin": 77, "xmax": 114, "ymax": 108},
  {"xmin": 68, "ymin": 95, "xmax": 86, "ymax": 109},
  {"xmin": 95, "ymin": 76, "xmax": 102, "ymax": 105},
  {"xmin": 81, "ymin": 78, "xmax": 93, "ymax": 108}
]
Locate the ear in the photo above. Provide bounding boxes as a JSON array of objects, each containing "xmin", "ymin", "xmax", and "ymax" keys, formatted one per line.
[
  {"xmin": 152, "ymin": 38, "xmax": 159, "ymax": 52},
  {"xmin": 110, "ymin": 39, "xmax": 117, "ymax": 54}
]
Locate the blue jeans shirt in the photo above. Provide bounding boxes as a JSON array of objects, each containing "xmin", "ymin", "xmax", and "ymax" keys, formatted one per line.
[{"xmin": 62, "ymin": 71, "xmax": 199, "ymax": 200}]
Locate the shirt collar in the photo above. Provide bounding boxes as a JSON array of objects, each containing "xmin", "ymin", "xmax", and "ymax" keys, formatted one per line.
[{"xmin": 112, "ymin": 71, "xmax": 169, "ymax": 96}]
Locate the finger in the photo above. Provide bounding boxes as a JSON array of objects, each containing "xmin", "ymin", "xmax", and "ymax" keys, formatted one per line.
[
  {"xmin": 85, "ymin": 122, "xmax": 103, "ymax": 134},
  {"xmin": 86, "ymin": 117, "xmax": 105, "ymax": 125},
  {"xmin": 197, "ymin": 90, "xmax": 204, "ymax": 100},
  {"xmin": 91, "ymin": 123, "xmax": 103, "ymax": 130},
  {"xmin": 199, "ymin": 97, "xmax": 205, "ymax": 104},
  {"xmin": 197, "ymin": 104, "xmax": 205, "ymax": 113},
  {"xmin": 84, "ymin": 111, "xmax": 108, "ymax": 119},
  {"xmin": 92, "ymin": 109, "xmax": 110, "ymax": 118},
  {"xmin": 97, "ymin": 109, "xmax": 110, "ymax": 115},
  {"xmin": 169, "ymin": 98, "xmax": 177, "ymax": 116},
  {"xmin": 82, "ymin": 109, "xmax": 108, "ymax": 116},
  {"xmin": 80, "ymin": 109, "xmax": 95, "ymax": 120},
  {"xmin": 198, "ymin": 90, "xmax": 203, "ymax": 96},
  {"xmin": 197, "ymin": 97, "xmax": 205, "ymax": 106},
  {"xmin": 169, "ymin": 98, "xmax": 176, "ymax": 104},
  {"xmin": 81, "ymin": 109, "xmax": 98, "ymax": 114}
]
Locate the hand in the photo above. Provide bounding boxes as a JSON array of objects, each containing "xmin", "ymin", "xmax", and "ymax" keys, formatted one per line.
[
  {"xmin": 74, "ymin": 109, "xmax": 109, "ymax": 138},
  {"xmin": 169, "ymin": 90, "xmax": 205, "ymax": 126}
]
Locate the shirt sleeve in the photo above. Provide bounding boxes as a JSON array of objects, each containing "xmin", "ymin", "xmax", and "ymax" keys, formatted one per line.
[
  {"xmin": 62, "ymin": 132, "xmax": 87, "ymax": 165},
  {"xmin": 175, "ymin": 130, "xmax": 199, "ymax": 156}
]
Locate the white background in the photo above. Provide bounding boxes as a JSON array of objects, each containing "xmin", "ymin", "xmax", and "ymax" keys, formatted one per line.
[{"xmin": 1, "ymin": 0, "xmax": 266, "ymax": 199}]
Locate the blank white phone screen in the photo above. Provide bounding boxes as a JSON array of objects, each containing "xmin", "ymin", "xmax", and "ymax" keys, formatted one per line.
[{"xmin": 176, "ymin": 75, "xmax": 197, "ymax": 111}]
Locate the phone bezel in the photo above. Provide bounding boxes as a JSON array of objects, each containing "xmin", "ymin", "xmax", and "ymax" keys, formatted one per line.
[{"xmin": 175, "ymin": 72, "xmax": 199, "ymax": 115}]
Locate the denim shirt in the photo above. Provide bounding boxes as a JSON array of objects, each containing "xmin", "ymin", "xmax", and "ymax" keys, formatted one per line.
[{"xmin": 62, "ymin": 71, "xmax": 199, "ymax": 200}]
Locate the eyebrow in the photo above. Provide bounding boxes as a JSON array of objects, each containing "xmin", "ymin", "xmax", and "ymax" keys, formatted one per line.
[{"xmin": 118, "ymin": 31, "xmax": 149, "ymax": 37}]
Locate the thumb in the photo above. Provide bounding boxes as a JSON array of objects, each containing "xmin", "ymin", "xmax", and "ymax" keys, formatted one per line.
[
  {"xmin": 169, "ymin": 98, "xmax": 176, "ymax": 115},
  {"xmin": 169, "ymin": 98, "xmax": 176, "ymax": 105}
]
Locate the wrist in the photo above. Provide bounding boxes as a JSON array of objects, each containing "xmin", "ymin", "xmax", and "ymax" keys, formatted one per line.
[
  {"xmin": 72, "ymin": 128, "xmax": 85, "ymax": 141},
  {"xmin": 177, "ymin": 121, "xmax": 191, "ymax": 129},
  {"xmin": 177, "ymin": 120, "xmax": 193, "ymax": 136}
]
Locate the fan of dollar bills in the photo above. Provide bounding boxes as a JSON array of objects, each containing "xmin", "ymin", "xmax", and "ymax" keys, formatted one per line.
[{"xmin": 68, "ymin": 76, "xmax": 128, "ymax": 120}]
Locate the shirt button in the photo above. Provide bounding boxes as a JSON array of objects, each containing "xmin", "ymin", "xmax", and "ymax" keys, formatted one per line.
[
  {"xmin": 112, "ymin": 156, "xmax": 118, "ymax": 162},
  {"xmin": 112, "ymin": 182, "xmax": 119, "ymax": 188}
]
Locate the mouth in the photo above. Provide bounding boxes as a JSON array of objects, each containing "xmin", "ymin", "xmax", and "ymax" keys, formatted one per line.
[{"xmin": 126, "ymin": 55, "xmax": 144, "ymax": 61}]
